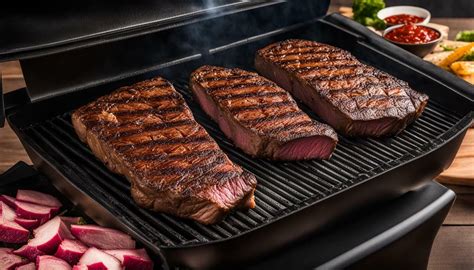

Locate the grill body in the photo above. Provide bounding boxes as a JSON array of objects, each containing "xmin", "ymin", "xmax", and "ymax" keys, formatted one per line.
[
  {"xmin": 4, "ymin": 12, "xmax": 473, "ymax": 269},
  {"xmin": 247, "ymin": 181, "xmax": 454, "ymax": 270},
  {"xmin": 0, "ymin": 162, "xmax": 455, "ymax": 270}
]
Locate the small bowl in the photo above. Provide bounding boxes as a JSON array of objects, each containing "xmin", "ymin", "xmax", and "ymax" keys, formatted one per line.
[
  {"xmin": 382, "ymin": 24, "xmax": 442, "ymax": 57},
  {"xmin": 377, "ymin": 6, "xmax": 431, "ymax": 26}
]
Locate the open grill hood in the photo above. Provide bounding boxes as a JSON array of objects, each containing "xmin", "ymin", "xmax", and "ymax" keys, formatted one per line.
[
  {"xmin": 0, "ymin": 1, "xmax": 296, "ymax": 61},
  {"xmin": 1, "ymin": 0, "xmax": 473, "ymax": 268}
]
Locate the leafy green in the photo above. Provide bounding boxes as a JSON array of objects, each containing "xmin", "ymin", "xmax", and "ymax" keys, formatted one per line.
[
  {"xmin": 461, "ymin": 51, "xmax": 474, "ymax": 61},
  {"xmin": 456, "ymin": 31, "xmax": 474, "ymax": 42},
  {"xmin": 353, "ymin": 0, "xmax": 385, "ymax": 19},
  {"xmin": 362, "ymin": 17, "xmax": 387, "ymax": 30},
  {"xmin": 440, "ymin": 44, "xmax": 455, "ymax": 51},
  {"xmin": 353, "ymin": 0, "xmax": 386, "ymax": 30}
]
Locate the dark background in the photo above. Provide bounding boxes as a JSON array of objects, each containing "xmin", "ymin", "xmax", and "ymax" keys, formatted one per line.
[{"xmin": 331, "ymin": 0, "xmax": 474, "ymax": 17}]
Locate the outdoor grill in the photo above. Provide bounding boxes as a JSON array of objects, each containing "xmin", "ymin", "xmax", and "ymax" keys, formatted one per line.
[{"xmin": 1, "ymin": 1, "xmax": 473, "ymax": 269}]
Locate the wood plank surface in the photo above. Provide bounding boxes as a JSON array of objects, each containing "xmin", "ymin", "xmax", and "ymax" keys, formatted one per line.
[
  {"xmin": 437, "ymin": 129, "xmax": 474, "ymax": 185},
  {"xmin": 444, "ymin": 194, "xmax": 474, "ymax": 225},
  {"xmin": 431, "ymin": 18, "xmax": 474, "ymax": 40},
  {"xmin": 428, "ymin": 227, "xmax": 474, "ymax": 270},
  {"xmin": 0, "ymin": 61, "xmax": 30, "ymax": 172},
  {"xmin": 0, "ymin": 14, "xmax": 473, "ymax": 269}
]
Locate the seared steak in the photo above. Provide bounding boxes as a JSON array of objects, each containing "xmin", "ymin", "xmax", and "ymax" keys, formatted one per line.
[
  {"xmin": 255, "ymin": 39, "xmax": 429, "ymax": 137},
  {"xmin": 71, "ymin": 77, "xmax": 257, "ymax": 224},
  {"xmin": 190, "ymin": 66, "xmax": 338, "ymax": 160}
]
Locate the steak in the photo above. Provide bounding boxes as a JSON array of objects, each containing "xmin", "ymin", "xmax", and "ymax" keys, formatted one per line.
[
  {"xmin": 71, "ymin": 77, "xmax": 257, "ymax": 224},
  {"xmin": 255, "ymin": 39, "xmax": 429, "ymax": 137},
  {"xmin": 190, "ymin": 65, "xmax": 338, "ymax": 160}
]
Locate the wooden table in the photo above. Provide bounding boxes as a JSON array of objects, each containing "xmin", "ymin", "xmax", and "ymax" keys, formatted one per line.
[{"xmin": 1, "ymin": 14, "xmax": 473, "ymax": 269}]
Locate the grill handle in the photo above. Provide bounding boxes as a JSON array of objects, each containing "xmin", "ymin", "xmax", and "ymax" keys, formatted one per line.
[
  {"xmin": 1, "ymin": 86, "xmax": 32, "ymax": 128},
  {"xmin": 0, "ymin": 161, "xmax": 38, "ymax": 187}
]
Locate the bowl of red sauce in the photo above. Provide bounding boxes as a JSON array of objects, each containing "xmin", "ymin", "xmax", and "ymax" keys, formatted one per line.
[
  {"xmin": 377, "ymin": 6, "xmax": 430, "ymax": 26},
  {"xmin": 385, "ymin": 14, "xmax": 425, "ymax": 25},
  {"xmin": 383, "ymin": 24, "xmax": 442, "ymax": 57}
]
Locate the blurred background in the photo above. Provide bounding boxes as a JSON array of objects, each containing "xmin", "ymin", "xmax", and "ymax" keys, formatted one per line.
[{"xmin": 332, "ymin": 0, "xmax": 474, "ymax": 17}]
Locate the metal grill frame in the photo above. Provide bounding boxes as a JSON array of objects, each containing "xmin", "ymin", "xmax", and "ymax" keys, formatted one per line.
[{"xmin": 5, "ymin": 15, "xmax": 473, "ymax": 269}]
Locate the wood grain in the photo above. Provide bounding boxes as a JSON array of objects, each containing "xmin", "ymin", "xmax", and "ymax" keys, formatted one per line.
[
  {"xmin": 443, "ymin": 194, "xmax": 474, "ymax": 225},
  {"xmin": 0, "ymin": 61, "xmax": 31, "ymax": 173},
  {"xmin": 437, "ymin": 129, "xmax": 474, "ymax": 185},
  {"xmin": 428, "ymin": 226, "xmax": 474, "ymax": 270},
  {"xmin": 431, "ymin": 18, "xmax": 474, "ymax": 40},
  {"xmin": 0, "ymin": 121, "xmax": 30, "ymax": 172}
]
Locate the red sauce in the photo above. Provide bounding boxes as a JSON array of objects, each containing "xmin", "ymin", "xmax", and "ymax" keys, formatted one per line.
[
  {"xmin": 384, "ymin": 14, "xmax": 425, "ymax": 25},
  {"xmin": 384, "ymin": 25, "xmax": 440, "ymax": 44}
]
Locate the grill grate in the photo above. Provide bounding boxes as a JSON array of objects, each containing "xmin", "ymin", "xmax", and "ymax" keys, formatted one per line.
[{"xmin": 21, "ymin": 76, "xmax": 464, "ymax": 248}]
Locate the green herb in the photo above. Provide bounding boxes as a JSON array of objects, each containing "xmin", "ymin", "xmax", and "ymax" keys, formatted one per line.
[
  {"xmin": 353, "ymin": 0, "xmax": 386, "ymax": 30},
  {"xmin": 461, "ymin": 51, "xmax": 474, "ymax": 61},
  {"xmin": 456, "ymin": 31, "xmax": 474, "ymax": 42},
  {"xmin": 362, "ymin": 17, "xmax": 386, "ymax": 30},
  {"xmin": 440, "ymin": 44, "xmax": 455, "ymax": 51}
]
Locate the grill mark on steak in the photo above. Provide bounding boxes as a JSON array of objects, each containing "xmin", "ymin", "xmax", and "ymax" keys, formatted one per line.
[
  {"xmin": 130, "ymin": 149, "xmax": 222, "ymax": 162},
  {"xmin": 116, "ymin": 84, "xmax": 173, "ymax": 96},
  {"xmin": 146, "ymin": 154, "xmax": 228, "ymax": 176},
  {"xmin": 83, "ymin": 97, "xmax": 185, "ymax": 115},
  {"xmin": 115, "ymin": 135, "xmax": 212, "ymax": 152},
  {"xmin": 275, "ymin": 52, "xmax": 355, "ymax": 65},
  {"xmin": 82, "ymin": 110, "xmax": 190, "ymax": 129},
  {"xmin": 112, "ymin": 106, "xmax": 185, "ymax": 117},
  {"xmin": 100, "ymin": 119, "xmax": 195, "ymax": 140},
  {"xmin": 72, "ymin": 76, "xmax": 257, "ymax": 224},
  {"xmin": 289, "ymin": 64, "xmax": 363, "ymax": 74},
  {"xmin": 272, "ymin": 50, "xmax": 341, "ymax": 61},
  {"xmin": 196, "ymin": 74, "xmax": 256, "ymax": 83},
  {"xmin": 92, "ymin": 89, "xmax": 179, "ymax": 102},
  {"xmin": 239, "ymin": 110, "xmax": 307, "ymax": 125},
  {"xmin": 258, "ymin": 42, "xmax": 324, "ymax": 55},
  {"xmin": 263, "ymin": 120, "xmax": 316, "ymax": 136},
  {"xmin": 281, "ymin": 55, "xmax": 355, "ymax": 68},
  {"xmin": 228, "ymin": 100, "xmax": 295, "ymax": 113},
  {"xmin": 132, "ymin": 82, "xmax": 172, "ymax": 90},
  {"xmin": 283, "ymin": 58, "xmax": 359, "ymax": 67},
  {"xmin": 267, "ymin": 48, "xmax": 339, "ymax": 58},
  {"xmin": 316, "ymin": 80, "xmax": 394, "ymax": 93},
  {"xmin": 214, "ymin": 90, "xmax": 287, "ymax": 101},
  {"xmin": 190, "ymin": 65, "xmax": 338, "ymax": 160},
  {"xmin": 279, "ymin": 57, "xmax": 359, "ymax": 67},
  {"xmin": 310, "ymin": 72, "xmax": 375, "ymax": 84},
  {"xmin": 81, "ymin": 106, "xmax": 188, "ymax": 128},
  {"xmin": 103, "ymin": 93, "xmax": 181, "ymax": 104},
  {"xmin": 206, "ymin": 81, "xmax": 275, "ymax": 93},
  {"xmin": 255, "ymin": 39, "xmax": 429, "ymax": 137}
]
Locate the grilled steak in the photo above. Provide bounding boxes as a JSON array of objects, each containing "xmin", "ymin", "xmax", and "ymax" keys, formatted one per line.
[
  {"xmin": 71, "ymin": 77, "xmax": 257, "ymax": 224},
  {"xmin": 190, "ymin": 66, "xmax": 338, "ymax": 160},
  {"xmin": 255, "ymin": 39, "xmax": 429, "ymax": 137}
]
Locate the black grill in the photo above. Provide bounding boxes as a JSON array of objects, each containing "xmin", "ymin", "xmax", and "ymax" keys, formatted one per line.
[
  {"xmin": 20, "ymin": 75, "xmax": 463, "ymax": 248},
  {"xmin": 5, "ymin": 6, "xmax": 473, "ymax": 267}
]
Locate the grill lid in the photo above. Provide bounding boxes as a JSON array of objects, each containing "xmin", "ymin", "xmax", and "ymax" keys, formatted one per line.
[
  {"xmin": 0, "ymin": 0, "xmax": 330, "ymax": 62},
  {"xmin": 0, "ymin": 0, "xmax": 331, "ymax": 126}
]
